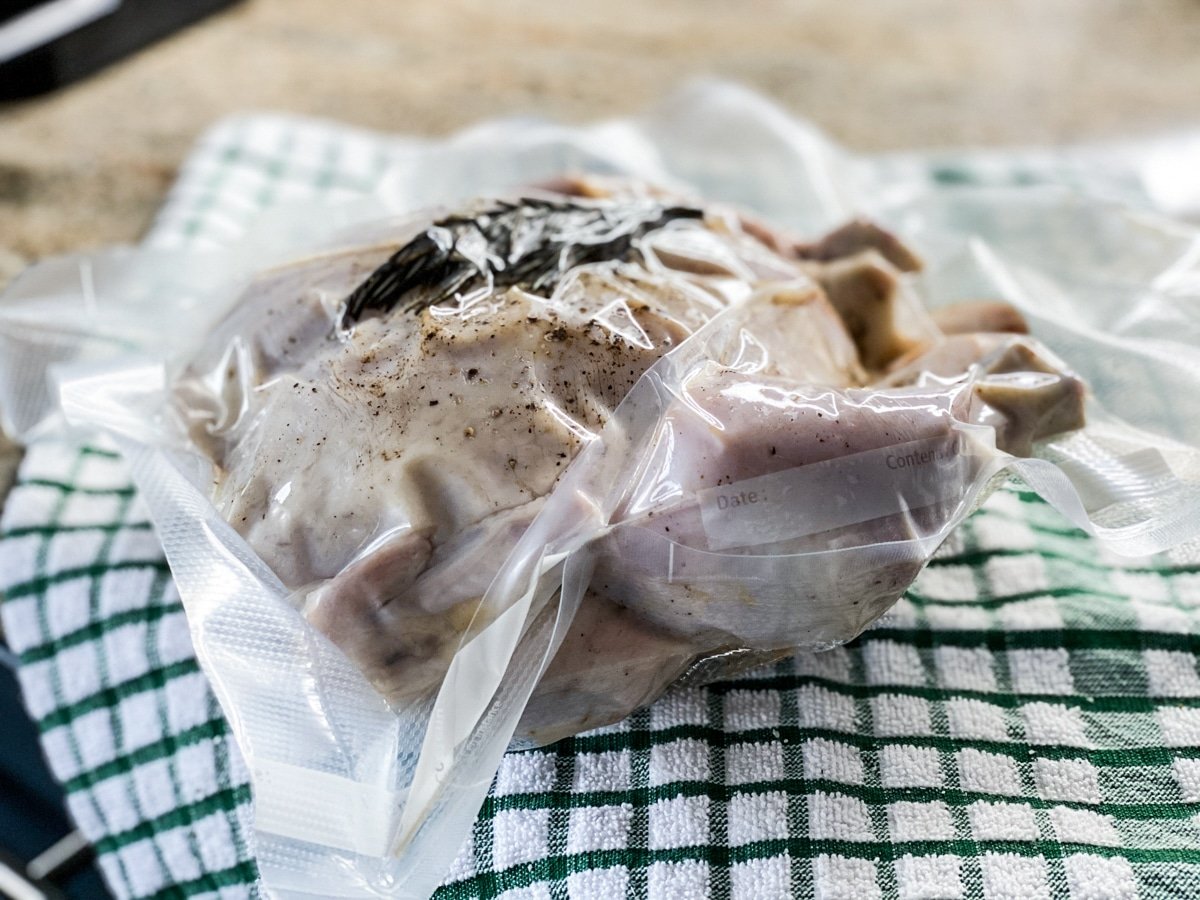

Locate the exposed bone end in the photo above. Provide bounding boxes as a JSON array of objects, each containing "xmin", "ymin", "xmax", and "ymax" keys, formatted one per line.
[
  {"xmin": 886, "ymin": 334, "xmax": 1087, "ymax": 457},
  {"xmin": 795, "ymin": 219, "xmax": 924, "ymax": 273},
  {"xmin": 970, "ymin": 337, "xmax": 1088, "ymax": 455},
  {"xmin": 736, "ymin": 213, "xmax": 797, "ymax": 256},
  {"xmin": 813, "ymin": 250, "xmax": 935, "ymax": 372},
  {"xmin": 932, "ymin": 300, "xmax": 1029, "ymax": 336},
  {"xmin": 974, "ymin": 374, "xmax": 1087, "ymax": 457}
]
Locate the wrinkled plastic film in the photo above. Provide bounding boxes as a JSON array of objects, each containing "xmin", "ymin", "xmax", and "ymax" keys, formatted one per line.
[{"xmin": 13, "ymin": 217, "xmax": 1200, "ymax": 900}]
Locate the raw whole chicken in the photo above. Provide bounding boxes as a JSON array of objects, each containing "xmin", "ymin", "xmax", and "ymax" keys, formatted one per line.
[{"xmin": 178, "ymin": 181, "xmax": 1085, "ymax": 744}]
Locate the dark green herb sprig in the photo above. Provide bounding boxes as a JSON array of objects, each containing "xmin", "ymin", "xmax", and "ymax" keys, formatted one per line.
[{"xmin": 338, "ymin": 196, "xmax": 703, "ymax": 327}]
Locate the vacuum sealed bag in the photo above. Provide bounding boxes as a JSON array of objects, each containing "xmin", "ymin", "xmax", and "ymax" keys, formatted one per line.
[{"xmin": 3, "ymin": 84, "xmax": 1200, "ymax": 899}]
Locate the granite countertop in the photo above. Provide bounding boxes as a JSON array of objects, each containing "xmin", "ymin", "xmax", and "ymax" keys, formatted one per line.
[{"xmin": 1, "ymin": 0, "xmax": 1199, "ymax": 495}]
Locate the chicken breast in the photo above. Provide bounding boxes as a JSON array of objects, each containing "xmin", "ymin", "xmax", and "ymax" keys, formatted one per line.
[{"xmin": 177, "ymin": 188, "xmax": 1085, "ymax": 742}]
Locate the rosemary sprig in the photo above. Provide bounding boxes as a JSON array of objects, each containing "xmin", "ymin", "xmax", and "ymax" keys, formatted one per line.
[{"xmin": 338, "ymin": 196, "xmax": 703, "ymax": 327}]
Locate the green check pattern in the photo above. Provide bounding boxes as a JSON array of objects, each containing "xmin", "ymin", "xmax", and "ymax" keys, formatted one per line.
[{"xmin": 2, "ymin": 113, "xmax": 1200, "ymax": 900}]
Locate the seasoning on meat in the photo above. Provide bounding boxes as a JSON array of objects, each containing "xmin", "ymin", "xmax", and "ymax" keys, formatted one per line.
[{"xmin": 178, "ymin": 182, "xmax": 1085, "ymax": 744}]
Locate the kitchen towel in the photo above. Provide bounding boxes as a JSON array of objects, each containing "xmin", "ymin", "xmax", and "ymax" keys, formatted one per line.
[{"xmin": 2, "ymin": 107, "xmax": 1200, "ymax": 900}]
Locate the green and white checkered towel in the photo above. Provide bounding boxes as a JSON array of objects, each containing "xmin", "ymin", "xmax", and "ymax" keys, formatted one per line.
[{"xmin": 4, "ymin": 106, "xmax": 1200, "ymax": 900}]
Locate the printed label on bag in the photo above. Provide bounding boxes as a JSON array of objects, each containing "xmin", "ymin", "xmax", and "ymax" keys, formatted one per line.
[{"xmin": 698, "ymin": 433, "xmax": 973, "ymax": 551}]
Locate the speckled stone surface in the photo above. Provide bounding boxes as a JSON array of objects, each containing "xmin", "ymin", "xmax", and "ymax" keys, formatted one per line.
[{"xmin": 1, "ymin": 0, "xmax": 1199, "ymax": 498}]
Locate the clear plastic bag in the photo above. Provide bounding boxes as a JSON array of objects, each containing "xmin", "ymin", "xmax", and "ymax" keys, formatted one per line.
[{"xmin": 4, "ymin": 83, "xmax": 1200, "ymax": 899}]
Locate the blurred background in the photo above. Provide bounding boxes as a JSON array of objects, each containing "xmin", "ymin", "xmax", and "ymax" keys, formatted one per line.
[
  {"xmin": 3, "ymin": 0, "xmax": 1200, "ymax": 289},
  {"xmin": 1, "ymin": 1, "xmax": 1199, "ymax": 897}
]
